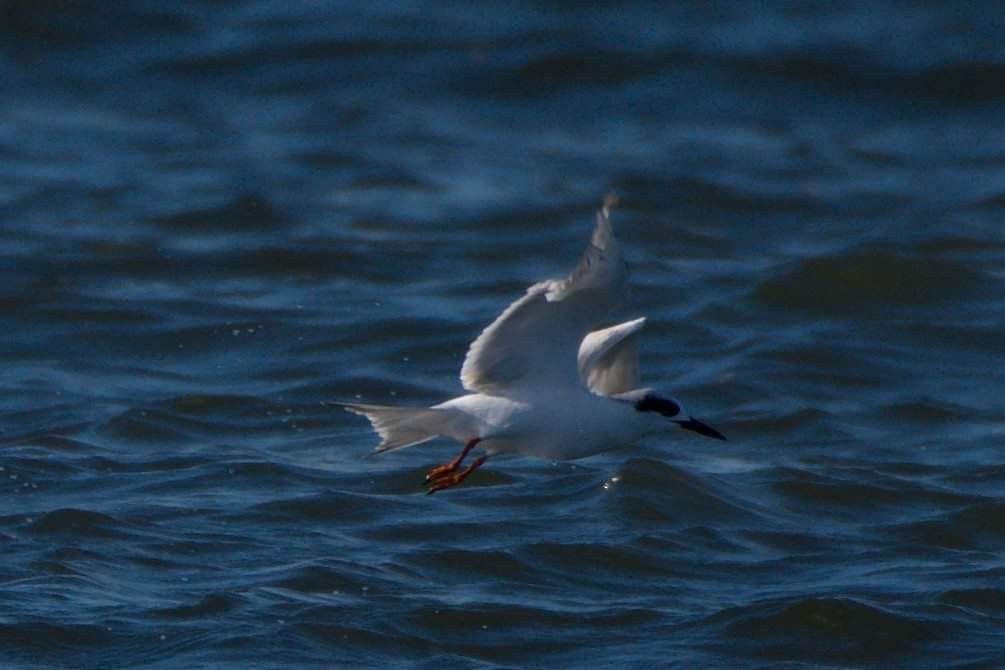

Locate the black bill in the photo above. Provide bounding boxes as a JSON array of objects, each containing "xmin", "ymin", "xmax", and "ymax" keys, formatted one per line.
[{"xmin": 678, "ymin": 417, "xmax": 727, "ymax": 441}]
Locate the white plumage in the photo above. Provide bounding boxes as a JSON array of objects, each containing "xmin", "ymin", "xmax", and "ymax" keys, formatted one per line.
[{"xmin": 339, "ymin": 198, "xmax": 725, "ymax": 493}]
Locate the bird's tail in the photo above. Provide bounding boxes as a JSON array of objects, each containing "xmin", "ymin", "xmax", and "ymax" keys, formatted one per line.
[{"xmin": 335, "ymin": 402, "xmax": 458, "ymax": 453}]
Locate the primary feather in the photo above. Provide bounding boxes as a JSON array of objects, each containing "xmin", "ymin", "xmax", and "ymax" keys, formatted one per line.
[{"xmin": 460, "ymin": 204, "xmax": 629, "ymax": 395}]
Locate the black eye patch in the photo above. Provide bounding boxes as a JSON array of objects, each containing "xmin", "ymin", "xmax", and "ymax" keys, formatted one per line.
[{"xmin": 634, "ymin": 395, "xmax": 681, "ymax": 418}]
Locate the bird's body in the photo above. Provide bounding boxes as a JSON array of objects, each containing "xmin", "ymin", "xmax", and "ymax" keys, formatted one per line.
[
  {"xmin": 432, "ymin": 389, "xmax": 649, "ymax": 461},
  {"xmin": 340, "ymin": 197, "xmax": 725, "ymax": 493}
]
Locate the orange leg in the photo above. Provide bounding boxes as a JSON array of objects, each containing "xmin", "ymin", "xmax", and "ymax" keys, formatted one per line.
[
  {"xmin": 425, "ymin": 438, "xmax": 481, "ymax": 482},
  {"xmin": 426, "ymin": 454, "xmax": 489, "ymax": 495}
]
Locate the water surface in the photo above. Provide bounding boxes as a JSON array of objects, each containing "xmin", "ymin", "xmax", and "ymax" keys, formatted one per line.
[{"xmin": 2, "ymin": 1, "xmax": 1005, "ymax": 667}]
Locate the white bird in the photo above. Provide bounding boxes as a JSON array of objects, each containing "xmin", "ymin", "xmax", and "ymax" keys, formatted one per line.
[{"xmin": 339, "ymin": 197, "xmax": 725, "ymax": 494}]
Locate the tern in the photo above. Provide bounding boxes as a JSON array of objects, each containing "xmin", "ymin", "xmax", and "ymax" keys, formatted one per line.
[{"xmin": 340, "ymin": 197, "xmax": 725, "ymax": 494}]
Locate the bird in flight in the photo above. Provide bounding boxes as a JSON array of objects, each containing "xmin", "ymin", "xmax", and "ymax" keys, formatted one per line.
[{"xmin": 339, "ymin": 196, "xmax": 725, "ymax": 494}]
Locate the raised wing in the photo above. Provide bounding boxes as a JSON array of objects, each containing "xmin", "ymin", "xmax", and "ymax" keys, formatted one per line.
[
  {"xmin": 460, "ymin": 200, "xmax": 629, "ymax": 395},
  {"xmin": 577, "ymin": 317, "xmax": 646, "ymax": 396}
]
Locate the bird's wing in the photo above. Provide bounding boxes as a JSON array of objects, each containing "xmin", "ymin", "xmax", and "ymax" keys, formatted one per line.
[
  {"xmin": 460, "ymin": 200, "xmax": 629, "ymax": 395},
  {"xmin": 577, "ymin": 317, "xmax": 646, "ymax": 396}
]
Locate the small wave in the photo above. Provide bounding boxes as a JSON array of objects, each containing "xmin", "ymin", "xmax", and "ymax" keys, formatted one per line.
[
  {"xmin": 755, "ymin": 249, "xmax": 984, "ymax": 313},
  {"xmin": 883, "ymin": 399, "xmax": 970, "ymax": 424},
  {"xmin": 485, "ymin": 48, "xmax": 686, "ymax": 97},
  {"xmin": 267, "ymin": 564, "xmax": 369, "ymax": 595},
  {"xmin": 150, "ymin": 593, "xmax": 241, "ymax": 620},
  {"xmin": 389, "ymin": 600, "xmax": 661, "ymax": 663},
  {"xmin": 519, "ymin": 540, "xmax": 684, "ymax": 584},
  {"xmin": 9, "ymin": 433, "xmax": 101, "ymax": 452},
  {"xmin": 727, "ymin": 406, "xmax": 834, "ymax": 438},
  {"xmin": 888, "ymin": 501, "xmax": 1005, "ymax": 551},
  {"xmin": 160, "ymin": 394, "xmax": 277, "ymax": 417},
  {"xmin": 294, "ymin": 620, "xmax": 417, "ymax": 659},
  {"xmin": 404, "ymin": 547, "xmax": 535, "ymax": 583},
  {"xmin": 620, "ymin": 172, "xmax": 818, "ymax": 215},
  {"xmin": 99, "ymin": 407, "xmax": 194, "ymax": 445},
  {"xmin": 99, "ymin": 395, "xmax": 289, "ymax": 446},
  {"xmin": 133, "ymin": 458, "xmax": 329, "ymax": 497},
  {"xmin": 252, "ymin": 490, "xmax": 413, "ymax": 523},
  {"xmin": 27, "ymin": 508, "xmax": 128, "ymax": 538},
  {"xmin": 731, "ymin": 51, "xmax": 1005, "ymax": 105},
  {"xmin": 0, "ymin": 1, "xmax": 191, "ymax": 48},
  {"xmin": 903, "ymin": 62, "xmax": 1005, "ymax": 103},
  {"xmin": 35, "ymin": 303, "xmax": 160, "ymax": 326},
  {"xmin": 256, "ymin": 559, "xmax": 405, "ymax": 602},
  {"xmin": 74, "ymin": 454, "xmax": 206, "ymax": 474},
  {"xmin": 150, "ymin": 194, "xmax": 290, "ymax": 233},
  {"xmin": 607, "ymin": 458, "xmax": 760, "ymax": 525},
  {"xmin": 404, "ymin": 601, "xmax": 660, "ymax": 634},
  {"xmin": 937, "ymin": 588, "xmax": 1005, "ymax": 613},
  {"xmin": 216, "ymin": 245, "xmax": 378, "ymax": 280},
  {"xmin": 0, "ymin": 621, "xmax": 113, "ymax": 664},
  {"xmin": 740, "ymin": 528, "xmax": 831, "ymax": 554},
  {"xmin": 773, "ymin": 470, "xmax": 980, "ymax": 516},
  {"xmin": 713, "ymin": 596, "xmax": 939, "ymax": 663}
]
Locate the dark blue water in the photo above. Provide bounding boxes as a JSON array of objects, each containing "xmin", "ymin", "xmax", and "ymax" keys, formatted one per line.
[{"xmin": 3, "ymin": 2, "xmax": 1005, "ymax": 667}]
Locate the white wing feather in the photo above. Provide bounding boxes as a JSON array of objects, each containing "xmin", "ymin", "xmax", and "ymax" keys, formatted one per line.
[
  {"xmin": 460, "ymin": 203, "xmax": 629, "ymax": 395},
  {"xmin": 577, "ymin": 317, "xmax": 646, "ymax": 396}
]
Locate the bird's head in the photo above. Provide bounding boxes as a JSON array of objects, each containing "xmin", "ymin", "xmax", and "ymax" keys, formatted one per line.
[{"xmin": 617, "ymin": 388, "xmax": 726, "ymax": 441}]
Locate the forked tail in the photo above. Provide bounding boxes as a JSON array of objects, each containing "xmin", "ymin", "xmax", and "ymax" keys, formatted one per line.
[{"xmin": 335, "ymin": 402, "xmax": 459, "ymax": 453}]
